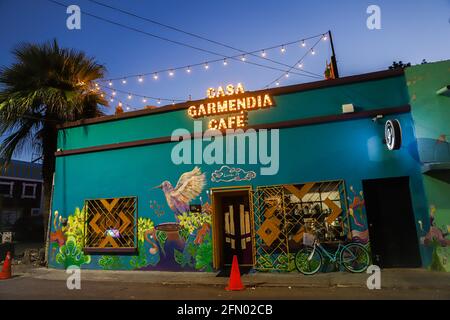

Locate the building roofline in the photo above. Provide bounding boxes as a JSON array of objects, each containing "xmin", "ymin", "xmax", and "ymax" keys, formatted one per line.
[{"xmin": 58, "ymin": 68, "xmax": 404, "ymax": 129}]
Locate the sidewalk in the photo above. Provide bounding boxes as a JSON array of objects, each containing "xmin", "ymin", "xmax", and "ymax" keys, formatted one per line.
[{"xmin": 12, "ymin": 265, "xmax": 450, "ymax": 290}]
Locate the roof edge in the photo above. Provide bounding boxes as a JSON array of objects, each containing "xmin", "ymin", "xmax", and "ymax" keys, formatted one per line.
[{"xmin": 58, "ymin": 68, "xmax": 404, "ymax": 129}]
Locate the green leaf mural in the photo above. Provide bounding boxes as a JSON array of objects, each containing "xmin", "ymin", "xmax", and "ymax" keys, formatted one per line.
[
  {"xmin": 195, "ymin": 235, "xmax": 213, "ymax": 272},
  {"xmin": 55, "ymin": 236, "xmax": 91, "ymax": 268},
  {"xmin": 156, "ymin": 230, "xmax": 167, "ymax": 256},
  {"xmin": 98, "ymin": 255, "xmax": 122, "ymax": 270}
]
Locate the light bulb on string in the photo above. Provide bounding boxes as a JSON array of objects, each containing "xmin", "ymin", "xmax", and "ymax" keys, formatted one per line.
[
  {"xmin": 322, "ymin": 34, "xmax": 328, "ymax": 41},
  {"xmin": 128, "ymin": 94, "xmax": 132, "ymax": 100},
  {"xmin": 157, "ymin": 99, "xmax": 161, "ymax": 104},
  {"xmin": 126, "ymin": 107, "xmax": 130, "ymax": 111},
  {"xmin": 281, "ymin": 45, "xmax": 286, "ymax": 53},
  {"xmin": 223, "ymin": 59, "xmax": 228, "ymax": 66},
  {"xmin": 301, "ymin": 40, "xmax": 306, "ymax": 47},
  {"xmin": 110, "ymin": 98, "xmax": 114, "ymax": 102},
  {"xmin": 275, "ymin": 81, "xmax": 280, "ymax": 86},
  {"xmin": 169, "ymin": 70, "xmax": 174, "ymax": 77},
  {"xmin": 122, "ymin": 79, "xmax": 127, "ymax": 84},
  {"xmin": 241, "ymin": 55, "xmax": 246, "ymax": 61},
  {"xmin": 186, "ymin": 66, "xmax": 191, "ymax": 73},
  {"xmin": 118, "ymin": 102, "xmax": 123, "ymax": 107},
  {"xmin": 311, "ymin": 49, "xmax": 316, "ymax": 55},
  {"xmin": 142, "ymin": 98, "xmax": 147, "ymax": 103},
  {"xmin": 112, "ymin": 91, "xmax": 117, "ymax": 96},
  {"xmin": 108, "ymin": 81, "xmax": 113, "ymax": 86},
  {"xmin": 138, "ymin": 76, "xmax": 144, "ymax": 83},
  {"xmin": 172, "ymin": 100, "xmax": 175, "ymax": 105},
  {"xmin": 204, "ymin": 63, "xmax": 209, "ymax": 70},
  {"xmin": 153, "ymin": 73, "xmax": 159, "ymax": 80},
  {"xmin": 285, "ymin": 72, "xmax": 289, "ymax": 78},
  {"xmin": 261, "ymin": 50, "xmax": 266, "ymax": 57},
  {"xmin": 298, "ymin": 63, "xmax": 303, "ymax": 68}
]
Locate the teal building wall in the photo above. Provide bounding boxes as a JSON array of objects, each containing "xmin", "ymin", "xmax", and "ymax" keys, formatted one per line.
[
  {"xmin": 405, "ymin": 61, "xmax": 450, "ymax": 272},
  {"xmin": 48, "ymin": 71, "xmax": 431, "ymax": 271}
]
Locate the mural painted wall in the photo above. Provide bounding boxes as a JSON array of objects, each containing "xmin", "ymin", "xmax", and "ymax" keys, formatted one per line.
[
  {"xmin": 405, "ymin": 61, "xmax": 450, "ymax": 272},
  {"xmin": 49, "ymin": 73, "xmax": 429, "ymax": 271}
]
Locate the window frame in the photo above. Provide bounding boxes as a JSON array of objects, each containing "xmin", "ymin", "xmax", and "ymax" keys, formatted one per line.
[
  {"xmin": 21, "ymin": 182, "xmax": 37, "ymax": 199},
  {"xmin": 0, "ymin": 181, "xmax": 14, "ymax": 198},
  {"xmin": 31, "ymin": 208, "xmax": 41, "ymax": 216},
  {"xmin": 83, "ymin": 196, "xmax": 138, "ymax": 255}
]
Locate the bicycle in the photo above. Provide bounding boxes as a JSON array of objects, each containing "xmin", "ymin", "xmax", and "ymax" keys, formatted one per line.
[{"xmin": 294, "ymin": 235, "xmax": 370, "ymax": 275}]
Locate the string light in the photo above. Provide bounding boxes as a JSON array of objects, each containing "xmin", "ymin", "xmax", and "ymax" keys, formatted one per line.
[
  {"xmin": 169, "ymin": 70, "xmax": 174, "ymax": 77},
  {"xmin": 108, "ymin": 81, "xmax": 113, "ymax": 86},
  {"xmin": 298, "ymin": 63, "xmax": 303, "ymax": 68},
  {"xmin": 223, "ymin": 59, "xmax": 228, "ymax": 66},
  {"xmin": 122, "ymin": 79, "xmax": 127, "ymax": 84},
  {"xmin": 186, "ymin": 66, "xmax": 191, "ymax": 73},
  {"xmin": 157, "ymin": 99, "xmax": 161, "ymax": 104},
  {"xmin": 311, "ymin": 49, "xmax": 316, "ymax": 55},
  {"xmin": 138, "ymin": 76, "xmax": 144, "ymax": 82},
  {"xmin": 142, "ymin": 98, "xmax": 147, "ymax": 103},
  {"xmin": 128, "ymin": 94, "xmax": 132, "ymax": 100},
  {"xmin": 153, "ymin": 73, "xmax": 159, "ymax": 80},
  {"xmin": 98, "ymin": 32, "xmax": 327, "ymax": 84},
  {"xmin": 112, "ymin": 91, "xmax": 117, "ymax": 96},
  {"xmin": 275, "ymin": 81, "xmax": 280, "ymax": 86},
  {"xmin": 118, "ymin": 102, "xmax": 123, "ymax": 107},
  {"xmin": 322, "ymin": 33, "xmax": 328, "ymax": 41},
  {"xmin": 285, "ymin": 72, "xmax": 289, "ymax": 78},
  {"xmin": 126, "ymin": 107, "xmax": 131, "ymax": 111},
  {"xmin": 204, "ymin": 63, "xmax": 209, "ymax": 70},
  {"xmin": 110, "ymin": 98, "xmax": 114, "ymax": 102}
]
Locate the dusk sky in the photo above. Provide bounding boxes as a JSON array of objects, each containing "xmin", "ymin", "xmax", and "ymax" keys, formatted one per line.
[{"xmin": 1, "ymin": 0, "xmax": 450, "ymax": 160}]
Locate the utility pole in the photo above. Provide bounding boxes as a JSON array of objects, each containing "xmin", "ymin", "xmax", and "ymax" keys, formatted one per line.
[{"xmin": 328, "ymin": 30, "xmax": 340, "ymax": 79}]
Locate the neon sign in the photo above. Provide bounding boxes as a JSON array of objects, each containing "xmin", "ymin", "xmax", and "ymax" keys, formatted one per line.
[{"xmin": 187, "ymin": 83, "xmax": 275, "ymax": 130}]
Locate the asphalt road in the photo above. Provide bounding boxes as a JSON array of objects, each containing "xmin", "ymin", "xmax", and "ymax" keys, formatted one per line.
[{"xmin": 0, "ymin": 277, "xmax": 449, "ymax": 300}]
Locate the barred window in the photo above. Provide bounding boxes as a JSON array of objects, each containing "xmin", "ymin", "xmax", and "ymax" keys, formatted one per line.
[{"xmin": 84, "ymin": 197, "xmax": 137, "ymax": 254}]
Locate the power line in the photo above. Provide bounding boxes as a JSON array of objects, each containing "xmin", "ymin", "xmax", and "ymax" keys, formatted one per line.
[
  {"xmin": 265, "ymin": 37, "xmax": 325, "ymax": 88},
  {"xmin": 86, "ymin": 0, "xmax": 322, "ymax": 78},
  {"xmin": 46, "ymin": 0, "xmax": 323, "ymax": 80}
]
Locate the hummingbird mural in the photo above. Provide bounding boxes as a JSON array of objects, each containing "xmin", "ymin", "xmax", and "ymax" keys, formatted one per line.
[{"xmin": 154, "ymin": 167, "xmax": 206, "ymax": 216}]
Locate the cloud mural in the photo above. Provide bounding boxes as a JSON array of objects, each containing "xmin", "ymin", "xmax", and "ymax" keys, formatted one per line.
[{"xmin": 211, "ymin": 165, "xmax": 256, "ymax": 182}]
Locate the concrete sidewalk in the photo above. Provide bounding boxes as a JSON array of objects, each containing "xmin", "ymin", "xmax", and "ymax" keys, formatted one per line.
[{"xmin": 11, "ymin": 265, "xmax": 450, "ymax": 290}]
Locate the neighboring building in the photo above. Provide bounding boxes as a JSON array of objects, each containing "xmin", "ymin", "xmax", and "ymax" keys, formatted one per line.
[
  {"xmin": 405, "ymin": 60, "xmax": 450, "ymax": 272},
  {"xmin": 0, "ymin": 159, "xmax": 44, "ymax": 242},
  {"xmin": 47, "ymin": 65, "xmax": 448, "ymax": 272}
]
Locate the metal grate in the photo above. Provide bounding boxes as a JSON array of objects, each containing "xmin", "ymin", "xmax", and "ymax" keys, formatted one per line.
[
  {"xmin": 84, "ymin": 197, "xmax": 137, "ymax": 249},
  {"xmin": 253, "ymin": 181, "xmax": 349, "ymax": 271}
]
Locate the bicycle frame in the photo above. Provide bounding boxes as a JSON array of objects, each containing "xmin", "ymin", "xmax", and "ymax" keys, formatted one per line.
[{"xmin": 309, "ymin": 240, "xmax": 344, "ymax": 263}]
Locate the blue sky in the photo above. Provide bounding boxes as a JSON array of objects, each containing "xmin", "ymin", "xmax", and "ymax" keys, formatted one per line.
[{"xmin": 1, "ymin": 0, "xmax": 450, "ymax": 160}]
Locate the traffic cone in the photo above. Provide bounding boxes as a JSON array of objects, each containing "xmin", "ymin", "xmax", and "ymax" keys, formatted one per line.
[
  {"xmin": 225, "ymin": 255, "xmax": 245, "ymax": 291},
  {"xmin": 0, "ymin": 251, "xmax": 12, "ymax": 280}
]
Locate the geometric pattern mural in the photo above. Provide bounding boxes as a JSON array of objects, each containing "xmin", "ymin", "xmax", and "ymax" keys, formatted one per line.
[
  {"xmin": 254, "ymin": 181, "xmax": 348, "ymax": 271},
  {"xmin": 85, "ymin": 197, "xmax": 137, "ymax": 249}
]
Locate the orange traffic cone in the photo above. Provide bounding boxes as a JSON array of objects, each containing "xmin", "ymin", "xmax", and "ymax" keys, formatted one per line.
[
  {"xmin": 225, "ymin": 255, "xmax": 245, "ymax": 291},
  {"xmin": 0, "ymin": 251, "xmax": 12, "ymax": 280}
]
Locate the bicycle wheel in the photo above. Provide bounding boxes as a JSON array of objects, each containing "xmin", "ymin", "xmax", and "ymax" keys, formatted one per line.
[
  {"xmin": 340, "ymin": 243, "xmax": 370, "ymax": 273},
  {"xmin": 295, "ymin": 247, "xmax": 322, "ymax": 275}
]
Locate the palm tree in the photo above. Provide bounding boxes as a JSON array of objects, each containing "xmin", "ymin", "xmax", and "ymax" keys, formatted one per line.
[{"xmin": 0, "ymin": 40, "xmax": 108, "ymax": 242}]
